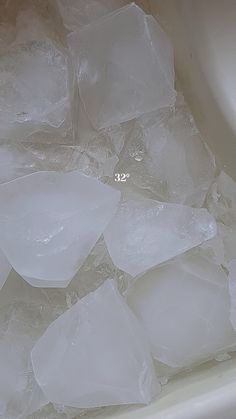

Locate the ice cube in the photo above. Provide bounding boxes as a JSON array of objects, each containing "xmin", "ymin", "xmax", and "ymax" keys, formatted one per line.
[
  {"xmin": 57, "ymin": 0, "xmax": 128, "ymax": 32},
  {"xmin": 104, "ymin": 198, "xmax": 217, "ymax": 276},
  {"xmin": 127, "ymin": 255, "xmax": 236, "ymax": 368},
  {"xmin": 0, "ymin": 171, "xmax": 120, "ymax": 287},
  {"xmin": 69, "ymin": 3, "xmax": 175, "ymax": 129},
  {"xmin": 0, "ymin": 39, "xmax": 74, "ymax": 143},
  {"xmin": 0, "ymin": 249, "xmax": 11, "ymax": 290},
  {"xmin": 31, "ymin": 279, "xmax": 160, "ymax": 408},
  {"xmin": 117, "ymin": 93, "xmax": 215, "ymax": 205}
]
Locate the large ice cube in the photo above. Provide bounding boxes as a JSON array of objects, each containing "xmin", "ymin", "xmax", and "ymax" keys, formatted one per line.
[
  {"xmin": 31, "ymin": 279, "xmax": 160, "ymax": 408},
  {"xmin": 127, "ymin": 255, "xmax": 236, "ymax": 368},
  {"xmin": 0, "ymin": 249, "xmax": 11, "ymax": 290},
  {"xmin": 69, "ymin": 3, "xmax": 175, "ymax": 129},
  {"xmin": 117, "ymin": 93, "xmax": 215, "ymax": 205},
  {"xmin": 104, "ymin": 198, "xmax": 217, "ymax": 276},
  {"xmin": 0, "ymin": 171, "xmax": 120, "ymax": 287},
  {"xmin": 0, "ymin": 39, "xmax": 74, "ymax": 143}
]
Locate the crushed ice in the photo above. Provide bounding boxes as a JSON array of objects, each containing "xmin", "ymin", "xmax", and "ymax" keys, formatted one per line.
[{"xmin": 0, "ymin": 1, "xmax": 236, "ymax": 418}]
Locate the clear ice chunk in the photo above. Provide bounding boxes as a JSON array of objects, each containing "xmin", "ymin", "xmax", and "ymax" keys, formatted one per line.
[
  {"xmin": 0, "ymin": 249, "xmax": 11, "ymax": 290},
  {"xmin": 104, "ymin": 198, "xmax": 217, "ymax": 276},
  {"xmin": 117, "ymin": 93, "xmax": 215, "ymax": 205},
  {"xmin": 127, "ymin": 255, "xmax": 236, "ymax": 368},
  {"xmin": 0, "ymin": 39, "xmax": 74, "ymax": 143},
  {"xmin": 0, "ymin": 171, "xmax": 120, "ymax": 287},
  {"xmin": 57, "ymin": 0, "xmax": 128, "ymax": 32},
  {"xmin": 31, "ymin": 279, "xmax": 160, "ymax": 408},
  {"xmin": 69, "ymin": 3, "xmax": 175, "ymax": 129}
]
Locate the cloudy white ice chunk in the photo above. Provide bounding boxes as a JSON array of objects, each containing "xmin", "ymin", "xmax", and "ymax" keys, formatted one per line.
[
  {"xmin": 31, "ymin": 279, "xmax": 160, "ymax": 408},
  {"xmin": 104, "ymin": 198, "xmax": 217, "ymax": 276},
  {"xmin": 127, "ymin": 255, "xmax": 236, "ymax": 368},
  {"xmin": 69, "ymin": 3, "xmax": 175, "ymax": 129},
  {"xmin": 0, "ymin": 171, "xmax": 120, "ymax": 287}
]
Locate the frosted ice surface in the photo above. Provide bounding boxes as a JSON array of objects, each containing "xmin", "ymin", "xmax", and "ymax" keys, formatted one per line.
[
  {"xmin": 104, "ymin": 198, "xmax": 217, "ymax": 276},
  {"xmin": 127, "ymin": 255, "xmax": 236, "ymax": 368},
  {"xmin": 0, "ymin": 171, "xmax": 120, "ymax": 287},
  {"xmin": 0, "ymin": 39, "xmax": 73, "ymax": 143},
  {"xmin": 0, "ymin": 249, "xmax": 11, "ymax": 290},
  {"xmin": 57, "ymin": 0, "xmax": 128, "ymax": 32},
  {"xmin": 0, "ymin": 303, "xmax": 48, "ymax": 418},
  {"xmin": 117, "ymin": 94, "xmax": 215, "ymax": 205},
  {"xmin": 31, "ymin": 280, "xmax": 160, "ymax": 408},
  {"xmin": 69, "ymin": 3, "xmax": 175, "ymax": 129}
]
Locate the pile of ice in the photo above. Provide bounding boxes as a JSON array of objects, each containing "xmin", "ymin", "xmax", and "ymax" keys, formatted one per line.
[{"xmin": 0, "ymin": 2, "xmax": 236, "ymax": 418}]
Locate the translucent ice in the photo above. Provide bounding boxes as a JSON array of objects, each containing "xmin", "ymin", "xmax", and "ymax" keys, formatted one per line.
[
  {"xmin": 104, "ymin": 198, "xmax": 217, "ymax": 276},
  {"xmin": 127, "ymin": 255, "xmax": 236, "ymax": 368},
  {"xmin": 117, "ymin": 94, "xmax": 215, "ymax": 205},
  {"xmin": 31, "ymin": 280, "xmax": 160, "ymax": 408},
  {"xmin": 0, "ymin": 249, "xmax": 11, "ymax": 290},
  {"xmin": 69, "ymin": 3, "xmax": 175, "ymax": 129},
  {"xmin": 0, "ymin": 171, "xmax": 120, "ymax": 287},
  {"xmin": 57, "ymin": 0, "xmax": 128, "ymax": 32},
  {"xmin": 0, "ymin": 39, "xmax": 73, "ymax": 143}
]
